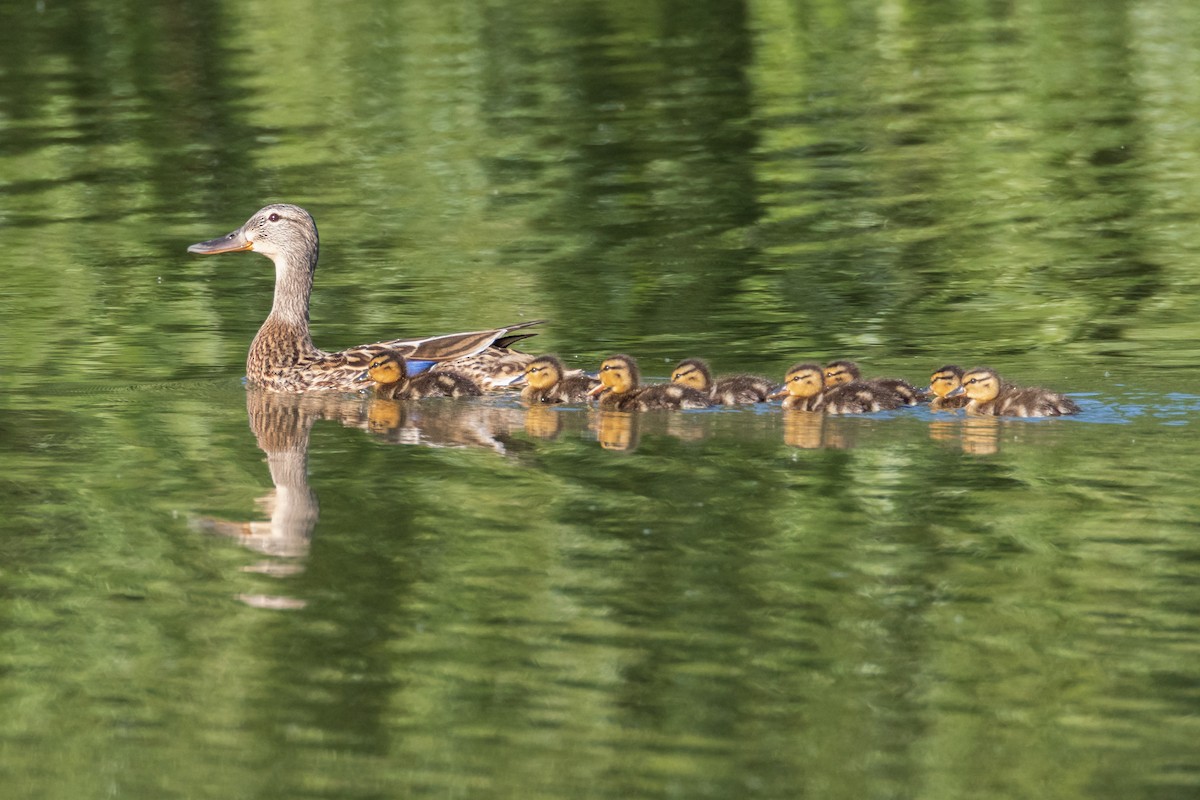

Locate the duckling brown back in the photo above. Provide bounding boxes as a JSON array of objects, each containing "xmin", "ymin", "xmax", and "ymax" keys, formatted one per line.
[
  {"xmin": 409, "ymin": 370, "xmax": 484, "ymax": 398},
  {"xmin": 673, "ymin": 358, "xmax": 773, "ymax": 405},
  {"xmin": 822, "ymin": 381, "xmax": 908, "ymax": 414},
  {"xmin": 826, "ymin": 359, "xmax": 923, "ymax": 405},
  {"xmin": 633, "ymin": 383, "xmax": 713, "ymax": 410}
]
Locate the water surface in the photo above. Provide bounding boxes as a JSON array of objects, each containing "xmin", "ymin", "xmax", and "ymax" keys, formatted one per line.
[{"xmin": 2, "ymin": 0, "xmax": 1200, "ymax": 798}]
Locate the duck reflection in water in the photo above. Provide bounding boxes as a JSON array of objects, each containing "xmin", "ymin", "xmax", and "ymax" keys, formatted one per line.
[
  {"xmin": 191, "ymin": 389, "xmax": 534, "ymax": 605},
  {"xmin": 592, "ymin": 410, "xmax": 640, "ymax": 451},
  {"xmin": 364, "ymin": 395, "xmax": 527, "ymax": 453},
  {"xmin": 928, "ymin": 415, "xmax": 1001, "ymax": 455},
  {"xmin": 781, "ymin": 410, "xmax": 851, "ymax": 450}
]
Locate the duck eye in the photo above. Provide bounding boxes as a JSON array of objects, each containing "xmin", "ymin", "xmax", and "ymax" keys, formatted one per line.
[{"xmin": 268, "ymin": 212, "xmax": 280, "ymax": 222}]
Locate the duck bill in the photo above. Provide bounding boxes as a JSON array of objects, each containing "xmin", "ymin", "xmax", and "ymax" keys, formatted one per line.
[
  {"xmin": 588, "ymin": 383, "xmax": 608, "ymax": 397},
  {"xmin": 946, "ymin": 386, "xmax": 964, "ymax": 397},
  {"xmin": 187, "ymin": 228, "xmax": 253, "ymax": 255},
  {"xmin": 768, "ymin": 389, "xmax": 789, "ymax": 400}
]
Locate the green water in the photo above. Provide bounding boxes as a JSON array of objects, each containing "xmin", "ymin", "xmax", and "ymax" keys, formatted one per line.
[{"xmin": 3, "ymin": 0, "xmax": 1200, "ymax": 798}]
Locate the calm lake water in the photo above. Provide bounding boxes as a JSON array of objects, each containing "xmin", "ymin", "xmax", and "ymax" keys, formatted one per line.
[{"xmin": 3, "ymin": 0, "xmax": 1200, "ymax": 798}]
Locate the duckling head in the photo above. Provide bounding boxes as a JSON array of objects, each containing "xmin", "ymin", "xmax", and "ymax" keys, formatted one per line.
[
  {"xmin": 595, "ymin": 354, "xmax": 640, "ymax": 395},
  {"xmin": 952, "ymin": 367, "xmax": 1002, "ymax": 403},
  {"xmin": 523, "ymin": 355, "xmax": 565, "ymax": 391},
  {"xmin": 366, "ymin": 351, "xmax": 407, "ymax": 386},
  {"xmin": 775, "ymin": 363, "xmax": 825, "ymax": 399},
  {"xmin": 671, "ymin": 358, "xmax": 713, "ymax": 392},
  {"xmin": 187, "ymin": 204, "xmax": 319, "ymax": 267},
  {"xmin": 824, "ymin": 360, "xmax": 860, "ymax": 387},
  {"xmin": 927, "ymin": 364, "xmax": 964, "ymax": 398}
]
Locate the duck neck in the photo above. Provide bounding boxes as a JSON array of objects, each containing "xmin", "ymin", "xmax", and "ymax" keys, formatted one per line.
[
  {"xmin": 248, "ymin": 247, "xmax": 320, "ymax": 378},
  {"xmin": 268, "ymin": 245, "xmax": 316, "ymax": 333}
]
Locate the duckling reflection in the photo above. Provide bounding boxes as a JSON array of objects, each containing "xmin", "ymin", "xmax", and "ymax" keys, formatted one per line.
[
  {"xmin": 364, "ymin": 396, "xmax": 527, "ymax": 453},
  {"xmin": 961, "ymin": 415, "xmax": 1001, "ymax": 455},
  {"xmin": 593, "ymin": 410, "xmax": 640, "ymax": 451}
]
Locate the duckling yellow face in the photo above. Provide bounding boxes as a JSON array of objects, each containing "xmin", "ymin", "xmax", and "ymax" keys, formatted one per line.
[
  {"xmin": 367, "ymin": 353, "xmax": 406, "ymax": 385},
  {"xmin": 928, "ymin": 365, "xmax": 964, "ymax": 398},
  {"xmin": 824, "ymin": 360, "xmax": 859, "ymax": 387},
  {"xmin": 957, "ymin": 369, "xmax": 1001, "ymax": 403},
  {"xmin": 523, "ymin": 356, "xmax": 564, "ymax": 391},
  {"xmin": 781, "ymin": 363, "xmax": 825, "ymax": 399},
  {"xmin": 597, "ymin": 355, "xmax": 639, "ymax": 395},
  {"xmin": 671, "ymin": 359, "xmax": 712, "ymax": 392}
]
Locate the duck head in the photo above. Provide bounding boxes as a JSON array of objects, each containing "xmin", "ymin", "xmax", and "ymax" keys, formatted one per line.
[
  {"xmin": 949, "ymin": 367, "xmax": 1001, "ymax": 403},
  {"xmin": 671, "ymin": 358, "xmax": 713, "ymax": 392},
  {"xmin": 590, "ymin": 354, "xmax": 639, "ymax": 396},
  {"xmin": 363, "ymin": 351, "xmax": 407, "ymax": 386},
  {"xmin": 523, "ymin": 355, "xmax": 565, "ymax": 391},
  {"xmin": 926, "ymin": 364, "xmax": 964, "ymax": 398},
  {"xmin": 771, "ymin": 363, "xmax": 825, "ymax": 400},
  {"xmin": 823, "ymin": 360, "xmax": 860, "ymax": 388},
  {"xmin": 187, "ymin": 204, "xmax": 319, "ymax": 268}
]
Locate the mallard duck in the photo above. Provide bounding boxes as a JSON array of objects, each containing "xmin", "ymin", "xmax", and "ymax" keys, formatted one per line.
[
  {"xmin": 925, "ymin": 364, "xmax": 969, "ymax": 411},
  {"xmin": 772, "ymin": 362, "xmax": 908, "ymax": 413},
  {"xmin": 519, "ymin": 355, "xmax": 599, "ymax": 404},
  {"xmin": 363, "ymin": 350, "xmax": 483, "ymax": 399},
  {"xmin": 824, "ymin": 360, "xmax": 924, "ymax": 405},
  {"xmin": 187, "ymin": 204, "xmax": 543, "ymax": 392},
  {"xmin": 589, "ymin": 354, "xmax": 712, "ymax": 411},
  {"xmin": 670, "ymin": 358, "xmax": 775, "ymax": 405},
  {"xmin": 949, "ymin": 367, "xmax": 1080, "ymax": 417}
]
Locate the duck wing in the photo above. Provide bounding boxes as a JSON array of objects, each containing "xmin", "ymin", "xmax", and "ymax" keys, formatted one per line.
[{"xmin": 373, "ymin": 320, "xmax": 544, "ymax": 362}]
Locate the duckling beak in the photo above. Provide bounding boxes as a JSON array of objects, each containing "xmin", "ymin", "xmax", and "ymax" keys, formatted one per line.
[
  {"xmin": 187, "ymin": 227, "xmax": 253, "ymax": 255},
  {"xmin": 768, "ymin": 388, "xmax": 789, "ymax": 400},
  {"xmin": 947, "ymin": 386, "xmax": 964, "ymax": 397},
  {"xmin": 588, "ymin": 383, "xmax": 607, "ymax": 397},
  {"xmin": 355, "ymin": 370, "xmax": 371, "ymax": 382}
]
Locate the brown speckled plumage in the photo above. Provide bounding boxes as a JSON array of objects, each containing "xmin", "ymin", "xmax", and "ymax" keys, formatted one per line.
[{"xmin": 824, "ymin": 360, "xmax": 924, "ymax": 405}]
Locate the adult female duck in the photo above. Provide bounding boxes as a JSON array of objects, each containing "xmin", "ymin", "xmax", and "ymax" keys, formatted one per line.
[{"xmin": 187, "ymin": 204, "xmax": 542, "ymax": 392}]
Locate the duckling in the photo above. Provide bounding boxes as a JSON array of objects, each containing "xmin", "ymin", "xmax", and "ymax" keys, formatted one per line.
[
  {"xmin": 590, "ymin": 354, "xmax": 712, "ymax": 411},
  {"xmin": 772, "ymin": 362, "xmax": 908, "ymax": 414},
  {"xmin": 949, "ymin": 367, "xmax": 1080, "ymax": 417},
  {"xmin": 519, "ymin": 355, "xmax": 599, "ymax": 404},
  {"xmin": 670, "ymin": 358, "xmax": 775, "ymax": 405},
  {"xmin": 365, "ymin": 351, "xmax": 483, "ymax": 399},
  {"xmin": 927, "ymin": 364, "xmax": 969, "ymax": 411},
  {"xmin": 770, "ymin": 363, "xmax": 827, "ymax": 411},
  {"xmin": 824, "ymin": 360, "xmax": 924, "ymax": 405}
]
